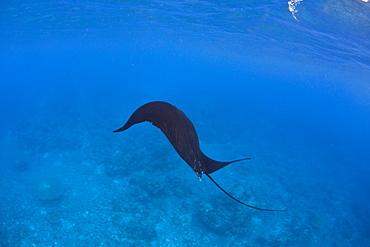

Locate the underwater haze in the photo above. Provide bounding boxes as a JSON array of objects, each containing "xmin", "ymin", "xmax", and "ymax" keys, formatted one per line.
[{"xmin": 1, "ymin": 0, "xmax": 370, "ymax": 246}]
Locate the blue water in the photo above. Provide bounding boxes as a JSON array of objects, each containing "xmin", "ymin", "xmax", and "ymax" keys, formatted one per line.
[{"xmin": 1, "ymin": 0, "xmax": 370, "ymax": 246}]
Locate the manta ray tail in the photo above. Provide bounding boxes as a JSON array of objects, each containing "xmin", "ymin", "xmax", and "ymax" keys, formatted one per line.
[{"xmin": 204, "ymin": 173, "xmax": 286, "ymax": 211}]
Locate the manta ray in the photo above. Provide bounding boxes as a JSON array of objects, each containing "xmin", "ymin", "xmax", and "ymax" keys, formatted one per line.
[{"xmin": 114, "ymin": 101, "xmax": 285, "ymax": 211}]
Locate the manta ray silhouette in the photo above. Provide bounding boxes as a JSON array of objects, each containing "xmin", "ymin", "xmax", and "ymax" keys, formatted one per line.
[{"xmin": 114, "ymin": 101, "xmax": 285, "ymax": 211}]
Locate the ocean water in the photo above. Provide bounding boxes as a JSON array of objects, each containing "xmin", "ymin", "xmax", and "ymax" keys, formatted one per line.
[{"xmin": 0, "ymin": 0, "xmax": 369, "ymax": 246}]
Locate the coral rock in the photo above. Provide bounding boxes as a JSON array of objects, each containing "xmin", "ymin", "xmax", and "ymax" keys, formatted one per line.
[{"xmin": 36, "ymin": 178, "xmax": 65, "ymax": 201}]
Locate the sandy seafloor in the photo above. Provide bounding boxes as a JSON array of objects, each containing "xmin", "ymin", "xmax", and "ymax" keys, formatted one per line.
[
  {"xmin": 1, "ymin": 1, "xmax": 370, "ymax": 246},
  {"xmin": 1, "ymin": 106, "xmax": 361, "ymax": 247}
]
